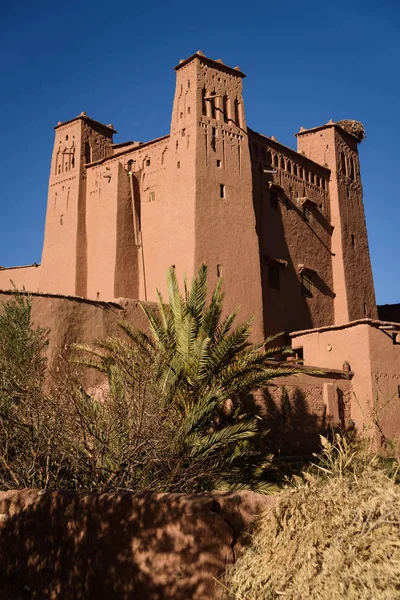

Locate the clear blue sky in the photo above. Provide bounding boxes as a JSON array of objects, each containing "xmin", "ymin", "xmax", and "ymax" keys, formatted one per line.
[{"xmin": 1, "ymin": 0, "xmax": 399, "ymax": 305}]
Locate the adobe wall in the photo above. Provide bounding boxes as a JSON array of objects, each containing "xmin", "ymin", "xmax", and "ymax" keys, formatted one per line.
[
  {"xmin": 249, "ymin": 130, "xmax": 333, "ymax": 336},
  {"xmin": 0, "ymin": 264, "xmax": 40, "ymax": 293},
  {"xmin": 0, "ymin": 489, "xmax": 273, "ymax": 600},
  {"xmin": 191, "ymin": 57, "xmax": 265, "ymax": 341},
  {"xmin": 256, "ymin": 370, "xmax": 353, "ymax": 455},
  {"xmin": 291, "ymin": 321, "xmax": 400, "ymax": 441},
  {"xmin": 0, "ymin": 291, "xmax": 151, "ymax": 366},
  {"xmin": 378, "ymin": 304, "xmax": 400, "ymax": 322},
  {"xmin": 296, "ymin": 124, "xmax": 377, "ymax": 324},
  {"xmin": 368, "ymin": 325, "xmax": 400, "ymax": 442}
]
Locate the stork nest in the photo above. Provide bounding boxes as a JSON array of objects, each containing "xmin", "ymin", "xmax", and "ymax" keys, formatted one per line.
[{"xmin": 337, "ymin": 120, "xmax": 366, "ymax": 142}]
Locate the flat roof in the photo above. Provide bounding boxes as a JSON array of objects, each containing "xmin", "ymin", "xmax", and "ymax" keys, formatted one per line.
[
  {"xmin": 175, "ymin": 51, "xmax": 246, "ymax": 78},
  {"xmin": 295, "ymin": 121, "xmax": 359, "ymax": 142},
  {"xmin": 290, "ymin": 318, "xmax": 400, "ymax": 337},
  {"xmin": 54, "ymin": 113, "xmax": 117, "ymax": 134}
]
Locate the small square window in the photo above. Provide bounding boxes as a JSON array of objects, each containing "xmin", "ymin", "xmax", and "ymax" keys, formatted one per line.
[
  {"xmin": 270, "ymin": 190, "xmax": 279, "ymax": 209},
  {"xmin": 268, "ymin": 264, "xmax": 280, "ymax": 290},
  {"xmin": 301, "ymin": 274, "xmax": 313, "ymax": 297}
]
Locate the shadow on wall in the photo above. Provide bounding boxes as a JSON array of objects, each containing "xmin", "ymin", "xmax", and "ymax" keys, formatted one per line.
[
  {"xmin": 0, "ymin": 490, "xmax": 272, "ymax": 600},
  {"xmin": 256, "ymin": 385, "xmax": 345, "ymax": 456},
  {"xmin": 250, "ymin": 158, "xmax": 335, "ymax": 337}
]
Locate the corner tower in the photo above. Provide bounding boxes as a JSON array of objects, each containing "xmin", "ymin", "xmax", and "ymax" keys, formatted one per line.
[
  {"xmin": 40, "ymin": 114, "xmax": 115, "ymax": 296},
  {"xmin": 296, "ymin": 121, "xmax": 377, "ymax": 324},
  {"xmin": 172, "ymin": 52, "xmax": 264, "ymax": 339}
]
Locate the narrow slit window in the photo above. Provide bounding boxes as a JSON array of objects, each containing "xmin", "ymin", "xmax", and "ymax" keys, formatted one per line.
[
  {"xmin": 222, "ymin": 95, "xmax": 228, "ymax": 123},
  {"xmin": 268, "ymin": 264, "xmax": 280, "ymax": 291},
  {"xmin": 220, "ymin": 184, "xmax": 226, "ymax": 199},
  {"xmin": 301, "ymin": 273, "xmax": 313, "ymax": 297},
  {"xmin": 234, "ymin": 99, "xmax": 240, "ymax": 126},
  {"xmin": 201, "ymin": 88, "xmax": 207, "ymax": 116},
  {"xmin": 270, "ymin": 190, "xmax": 279, "ymax": 209},
  {"xmin": 351, "ymin": 234, "xmax": 355, "ymax": 246},
  {"xmin": 217, "ymin": 264, "xmax": 222, "ymax": 278},
  {"xmin": 210, "ymin": 92, "xmax": 216, "ymax": 119}
]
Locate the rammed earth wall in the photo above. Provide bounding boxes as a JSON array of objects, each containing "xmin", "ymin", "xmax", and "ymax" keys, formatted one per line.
[{"xmin": 0, "ymin": 489, "xmax": 273, "ymax": 600}]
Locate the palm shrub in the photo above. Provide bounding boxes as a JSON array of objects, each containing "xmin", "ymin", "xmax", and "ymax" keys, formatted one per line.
[
  {"xmin": 76, "ymin": 265, "xmax": 301, "ymax": 492},
  {"xmin": 0, "ymin": 292, "xmax": 57, "ymax": 488}
]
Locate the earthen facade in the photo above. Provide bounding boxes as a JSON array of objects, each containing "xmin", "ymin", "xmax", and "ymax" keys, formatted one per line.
[{"xmin": 1, "ymin": 51, "xmax": 399, "ymax": 442}]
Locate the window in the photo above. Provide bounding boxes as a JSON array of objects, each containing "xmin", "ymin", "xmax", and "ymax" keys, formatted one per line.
[
  {"xmin": 299, "ymin": 167, "xmax": 303, "ymax": 179},
  {"xmin": 287, "ymin": 161, "xmax": 292, "ymax": 173},
  {"xmin": 349, "ymin": 157, "xmax": 355, "ymax": 180},
  {"xmin": 210, "ymin": 92, "xmax": 216, "ymax": 119},
  {"xmin": 220, "ymin": 184, "xmax": 226, "ymax": 199},
  {"xmin": 293, "ymin": 164, "xmax": 298, "ymax": 176},
  {"xmin": 274, "ymin": 154, "xmax": 279, "ymax": 167},
  {"xmin": 267, "ymin": 150, "xmax": 272, "ymax": 164},
  {"xmin": 270, "ymin": 190, "xmax": 279, "ymax": 209},
  {"xmin": 85, "ymin": 142, "xmax": 91, "ymax": 164},
  {"xmin": 268, "ymin": 264, "xmax": 280, "ymax": 290},
  {"xmin": 216, "ymin": 159, "xmax": 221, "ymax": 167},
  {"xmin": 321, "ymin": 179, "xmax": 326, "ymax": 190},
  {"xmin": 223, "ymin": 95, "xmax": 228, "ymax": 123},
  {"xmin": 351, "ymin": 234, "xmax": 355, "ymax": 246},
  {"xmin": 280, "ymin": 157, "xmax": 285, "ymax": 170},
  {"xmin": 301, "ymin": 273, "xmax": 313, "ymax": 297},
  {"xmin": 146, "ymin": 159, "xmax": 151, "ymax": 166},
  {"xmin": 217, "ymin": 264, "xmax": 222, "ymax": 278},
  {"xmin": 201, "ymin": 88, "xmax": 207, "ymax": 116},
  {"xmin": 310, "ymin": 173, "xmax": 315, "ymax": 184},
  {"xmin": 340, "ymin": 151, "xmax": 347, "ymax": 176},
  {"xmin": 149, "ymin": 191, "xmax": 155, "ymax": 202},
  {"xmin": 234, "ymin": 98, "xmax": 240, "ymax": 126}
]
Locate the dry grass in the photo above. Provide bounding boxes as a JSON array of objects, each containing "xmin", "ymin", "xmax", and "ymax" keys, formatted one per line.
[{"xmin": 226, "ymin": 435, "xmax": 400, "ymax": 599}]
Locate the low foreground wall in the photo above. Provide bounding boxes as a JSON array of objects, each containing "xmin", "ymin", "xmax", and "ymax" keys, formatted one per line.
[{"xmin": 0, "ymin": 489, "xmax": 272, "ymax": 600}]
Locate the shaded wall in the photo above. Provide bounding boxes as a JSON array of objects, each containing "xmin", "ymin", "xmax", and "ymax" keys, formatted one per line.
[
  {"xmin": 0, "ymin": 489, "xmax": 272, "ymax": 600},
  {"xmin": 378, "ymin": 304, "xmax": 400, "ymax": 323}
]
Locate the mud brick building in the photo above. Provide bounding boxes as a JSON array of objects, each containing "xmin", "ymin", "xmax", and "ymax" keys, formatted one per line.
[{"xmin": 1, "ymin": 51, "xmax": 399, "ymax": 446}]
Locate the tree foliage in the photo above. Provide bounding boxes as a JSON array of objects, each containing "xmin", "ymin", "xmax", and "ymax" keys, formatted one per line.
[{"xmin": 75, "ymin": 265, "xmax": 301, "ymax": 492}]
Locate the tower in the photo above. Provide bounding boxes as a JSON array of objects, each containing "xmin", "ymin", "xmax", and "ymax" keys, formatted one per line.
[
  {"xmin": 40, "ymin": 114, "xmax": 115, "ymax": 296},
  {"xmin": 171, "ymin": 52, "xmax": 265, "ymax": 339},
  {"xmin": 296, "ymin": 121, "xmax": 377, "ymax": 324}
]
